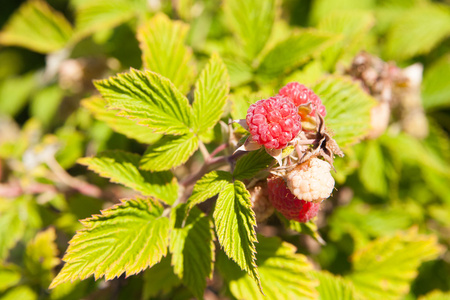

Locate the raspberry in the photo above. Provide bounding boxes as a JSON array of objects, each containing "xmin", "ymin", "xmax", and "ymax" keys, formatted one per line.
[
  {"xmin": 249, "ymin": 182, "xmax": 274, "ymax": 222},
  {"xmin": 285, "ymin": 158, "xmax": 335, "ymax": 202},
  {"xmin": 246, "ymin": 96, "xmax": 301, "ymax": 149},
  {"xmin": 267, "ymin": 175, "xmax": 320, "ymax": 223},
  {"xmin": 278, "ymin": 82, "xmax": 327, "ymax": 117}
]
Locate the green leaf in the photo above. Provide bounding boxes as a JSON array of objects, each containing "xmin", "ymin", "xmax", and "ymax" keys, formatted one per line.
[
  {"xmin": 0, "ymin": 265, "xmax": 21, "ymax": 292},
  {"xmin": 50, "ymin": 198, "xmax": 170, "ymax": 288},
  {"xmin": 24, "ymin": 227, "xmax": 60, "ymax": 288},
  {"xmin": 30, "ymin": 85, "xmax": 64, "ymax": 127},
  {"xmin": 0, "ymin": 285, "xmax": 37, "ymax": 300},
  {"xmin": 82, "ymin": 97, "xmax": 162, "ymax": 144},
  {"xmin": 419, "ymin": 290, "xmax": 450, "ymax": 300},
  {"xmin": 0, "ymin": 196, "xmax": 41, "ymax": 262},
  {"xmin": 193, "ymin": 54, "xmax": 230, "ymax": 134},
  {"xmin": 170, "ymin": 205, "xmax": 214, "ymax": 299},
  {"xmin": 0, "ymin": 0, "xmax": 73, "ymax": 53},
  {"xmin": 0, "ymin": 73, "xmax": 36, "ymax": 117},
  {"xmin": 213, "ymin": 181, "xmax": 260, "ymax": 290},
  {"xmin": 318, "ymin": 11, "xmax": 375, "ymax": 71},
  {"xmin": 94, "ymin": 68, "xmax": 195, "ymax": 135},
  {"xmin": 233, "ymin": 148, "xmax": 274, "ymax": 180},
  {"xmin": 223, "ymin": 57, "xmax": 254, "ymax": 87},
  {"xmin": 257, "ymin": 30, "xmax": 337, "ymax": 79},
  {"xmin": 73, "ymin": 0, "xmax": 144, "ymax": 39},
  {"xmin": 358, "ymin": 140, "xmax": 387, "ymax": 196},
  {"xmin": 186, "ymin": 171, "xmax": 232, "ymax": 211},
  {"xmin": 218, "ymin": 235, "xmax": 318, "ymax": 299},
  {"xmin": 384, "ymin": 4, "xmax": 450, "ymax": 61},
  {"xmin": 347, "ymin": 229, "xmax": 444, "ymax": 300},
  {"xmin": 223, "ymin": 0, "xmax": 277, "ymax": 59},
  {"xmin": 422, "ymin": 55, "xmax": 450, "ymax": 110},
  {"xmin": 312, "ymin": 271, "xmax": 356, "ymax": 300},
  {"xmin": 137, "ymin": 13, "xmax": 195, "ymax": 95},
  {"xmin": 142, "ymin": 255, "xmax": 180, "ymax": 299},
  {"xmin": 139, "ymin": 133, "xmax": 199, "ymax": 172},
  {"xmin": 78, "ymin": 151, "xmax": 178, "ymax": 204},
  {"xmin": 312, "ymin": 76, "xmax": 377, "ymax": 148}
]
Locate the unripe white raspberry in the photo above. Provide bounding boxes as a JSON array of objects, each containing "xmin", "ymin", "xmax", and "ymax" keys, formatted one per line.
[{"xmin": 285, "ymin": 158, "xmax": 335, "ymax": 202}]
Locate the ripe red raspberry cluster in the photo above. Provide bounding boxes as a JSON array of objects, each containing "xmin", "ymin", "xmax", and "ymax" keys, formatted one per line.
[{"xmin": 244, "ymin": 82, "xmax": 335, "ymax": 223}]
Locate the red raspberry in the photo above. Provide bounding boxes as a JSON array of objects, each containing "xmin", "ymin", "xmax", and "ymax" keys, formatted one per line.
[
  {"xmin": 246, "ymin": 96, "xmax": 301, "ymax": 149},
  {"xmin": 267, "ymin": 175, "xmax": 320, "ymax": 223},
  {"xmin": 278, "ymin": 82, "xmax": 327, "ymax": 117}
]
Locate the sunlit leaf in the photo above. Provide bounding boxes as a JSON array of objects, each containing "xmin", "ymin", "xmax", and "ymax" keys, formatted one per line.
[
  {"xmin": 233, "ymin": 148, "xmax": 274, "ymax": 180},
  {"xmin": 170, "ymin": 205, "xmax": 214, "ymax": 299},
  {"xmin": 137, "ymin": 13, "xmax": 195, "ymax": 94},
  {"xmin": 0, "ymin": 0, "xmax": 73, "ymax": 53},
  {"xmin": 186, "ymin": 171, "xmax": 232, "ymax": 211},
  {"xmin": 359, "ymin": 140, "xmax": 387, "ymax": 196},
  {"xmin": 0, "ymin": 265, "xmax": 21, "ymax": 292},
  {"xmin": 313, "ymin": 271, "xmax": 356, "ymax": 300},
  {"xmin": 94, "ymin": 68, "xmax": 195, "ymax": 135},
  {"xmin": 312, "ymin": 76, "xmax": 377, "ymax": 148},
  {"xmin": 141, "ymin": 255, "xmax": 180, "ymax": 299},
  {"xmin": 0, "ymin": 73, "xmax": 36, "ymax": 117},
  {"xmin": 82, "ymin": 97, "xmax": 162, "ymax": 144},
  {"xmin": 0, "ymin": 285, "xmax": 37, "ymax": 300},
  {"xmin": 50, "ymin": 198, "xmax": 169, "ymax": 288},
  {"xmin": 257, "ymin": 29, "xmax": 337, "ymax": 79},
  {"xmin": 347, "ymin": 229, "xmax": 444, "ymax": 300},
  {"xmin": 24, "ymin": 227, "xmax": 60, "ymax": 288},
  {"xmin": 73, "ymin": 0, "xmax": 144, "ymax": 38},
  {"xmin": 422, "ymin": 55, "xmax": 450, "ymax": 110},
  {"xmin": 213, "ymin": 181, "xmax": 261, "ymax": 290},
  {"xmin": 383, "ymin": 4, "xmax": 450, "ymax": 61},
  {"xmin": 139, "ymin": 133, "xmax": 198, "ymax": 172},
  {"xmin": 223, "ymin": 0, "xmax": 277, "ymax": 60},
  {"xmin": 78, "ymin": 151, "xmax": 178, "ymax": 204},
  {"xmin": 218, "ymin": 235, "xmax": 318, "ymax": 299},
  {"xmin": 193, "ymin": 53, "xmax": 229, "ymax": 135}
]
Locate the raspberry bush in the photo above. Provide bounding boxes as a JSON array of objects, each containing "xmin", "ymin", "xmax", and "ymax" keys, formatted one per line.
[{"xmin": 0, "ymin": 1, "xmax": 449, "ymax": 300}]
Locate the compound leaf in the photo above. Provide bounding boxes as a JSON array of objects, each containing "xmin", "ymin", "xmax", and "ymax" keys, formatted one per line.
[
  {"xmin": 218, "ymin": 235, "xmax": 318, "ymax": 299},
  {"xmin": 312, "ymin": 76, "xmax": 377, "ymax": 148},
  {"xmin": 313, "ymin": 271, "xmax": 356, "ymax": 300},
  {"xmin": 422, "ymin": 55, "xmax": 450, "ymax": 110},
  {"xmin": 140, "ymin": 133, "xmax": 198, "ymax": 172},
  {"xmin": 137, "ymin": 13, "xmax": 195, "ymax": 94},
  {"xmin": 50, "ymin": 198, "xmax": 169, "ymax": 288},
  {"xmin": 257, "ymin": 30, "xmax": 337, "ymax": 79},
  {"xmin": 78, "ymin": 151, "xmax": 178, "ymax": 204},
  {"xmin": 213, "ymin": 181, "xmax": 261, "ymax": 290},
  {"xmin": 0, "ymin": 0, "xmax": 73, "ymax": 53},
  {"xmin": 82, "ymin": 97, "xmax": 162, "ymax": 144},
  {"xmin": 347, "ymin": 229, "xmax": 444, "ymax": 300},
  {"xmin": 94, "ymin": 69, "xmax": 195, "ymax": 135},
  {"xmin": 384, "ymin": 4, "xmax": 450, "ymax": 61},
  {"xmin": 186, "ymin": 171, "xmax": 232, "ymax": 211},
  {"xmin": 193, "ymin": 53, "xmax": 229, "ymax": 135},
  {"xmin": 170, "ymin": 205, "xmax": 214, "ymax": 299},
  {"xmin": 223, "ymin": 0, "xmax": 277, "ymax": 60},
  {"xmin": 233, "ymin": 148, "xmax": 274, "ymax": 180}
]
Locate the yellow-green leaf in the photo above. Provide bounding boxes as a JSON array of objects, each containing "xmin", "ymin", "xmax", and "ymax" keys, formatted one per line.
[
  {"xmin": 139, "ymin": 133, "xmax": 199, "ymax": 172},
  {"xmin": 170, "ymin": 205, "xmax": 214, "ymax": 299},
  {"xmin": 312, "ymin": 76, "xmax": 377, "ymax": 148},
  {"xmin": 347, "ymin": 229, "xmax": 444, "ymax": 300},
  {"xmin": 137, "ymin": 13, "xmax": 195, "ymax": 95},
  {"xmin": 218, "ymin": 235, "xmax": 318, "ymax": 299},
  {"xmin": 94, "ymin": 68, "xmax": 195, "ymax": 135},
  {"xmin": 213, "ymin": 181, "xmax": 261, "ymax": 291},
  {"xmin": 193, "ymin": 53, "xmax": 230, "ymax": 135},
  {"xmin": 0, "ymin": 0, "xmax": 73, "ymax": 53},
  {"xmin": 78, "ymin": 151, "xmax": 178, "ymax": 204},
  {"xmin": 82, "ymin": 97, "xmax": 162, "ymax": 144},
  {"xmin": 50, "ymin": 198, "xmax": 169, "ymax": 288}
]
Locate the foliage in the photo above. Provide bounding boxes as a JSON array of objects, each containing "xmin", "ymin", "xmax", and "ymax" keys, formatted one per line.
[{"xmin": 0, "ymin": 0, "xmax": 449, "ymax": 299}]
